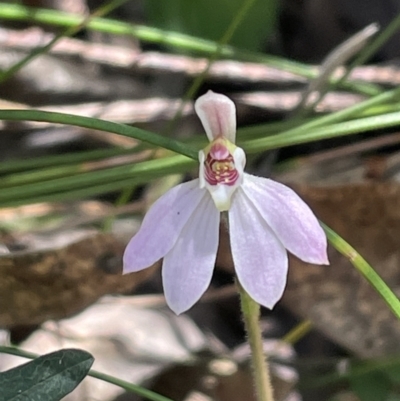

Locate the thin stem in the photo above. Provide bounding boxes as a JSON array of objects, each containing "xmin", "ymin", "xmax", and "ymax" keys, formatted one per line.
[
  {"xmin": 282, "ymin": 320, "xmax": 313, "ymax": 345},
  {"xmin": 0, "ymin": 109, "xmax": 198, "ymax": 160},
  {"xmin": 237, "ymin": 280, "xmax": 274, "ymax": 401},
  {"xmin": 322, "ymin": 223, "xmax": 400, "ymax": 320}
]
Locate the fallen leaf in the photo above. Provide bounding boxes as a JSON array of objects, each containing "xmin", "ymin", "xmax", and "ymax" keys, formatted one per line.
[
  {"xmin": 284, "ymin": 183, "xmax": 400, "ymax": 358},
  {"xmin": 0, "ymin": 229, "xmax": 156, "ymax": 327}
]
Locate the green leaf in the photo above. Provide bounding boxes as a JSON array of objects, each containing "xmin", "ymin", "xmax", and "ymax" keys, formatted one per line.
[
  {"xmin": 0, "ymin": 348, "xmax": 94, "ymax": 401},
  {"xmin": 0, "ymin": 346, "xmax": 176, "ymax": 401},
  {"xmin": 349, "ymin": 370, "xmax": 391, "ymax": 401}
]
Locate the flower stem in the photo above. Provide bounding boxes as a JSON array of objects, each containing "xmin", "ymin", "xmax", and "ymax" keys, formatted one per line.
[{"xmin": 237, "ymin": 280, "xmax": 275, "ymax": 401}]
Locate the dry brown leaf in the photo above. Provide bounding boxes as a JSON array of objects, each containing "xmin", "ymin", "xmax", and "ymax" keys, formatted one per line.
[
  {"xmin": 0, "ymin": 229, "xmax": 156, "ymax": 327},
  {"xmin": 283, "ymin": 183, "xmax": 400, "ymax": 358}
]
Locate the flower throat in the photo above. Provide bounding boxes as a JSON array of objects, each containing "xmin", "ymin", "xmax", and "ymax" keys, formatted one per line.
[{"xmin": 203, "ymin": 138, "xmax": 239, "ymax": 186}]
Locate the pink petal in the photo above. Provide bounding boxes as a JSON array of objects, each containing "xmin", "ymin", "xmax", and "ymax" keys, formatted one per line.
[
  {"xmin": 123, "ymin": 179, "xmax": 207, "ymax": 273},
  {"xmin": 229, "ymin": 189, "xmax": 288, "ymax": 309},
  {"xmin": 162, "ymin": 195, "xmax": 220, "ymax": 314},
  {"xmin": 242, "ymin": 174, "xmax": 328, "ymax": 265},
  {"xmin": 194, "ymin": 90, "xmax": 236, "ymax": 142}
]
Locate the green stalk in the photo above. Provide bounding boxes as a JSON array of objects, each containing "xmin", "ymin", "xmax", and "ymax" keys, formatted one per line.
[
  {"xmin": 0, "ymin": 109, "xmax": 198, "ymax": 159},
  {"xmin": 0, "ymin": 175, "xmax": 142, "ymax": 207},
  {"xmin": 266, "ymin": 85, "xmax": 400, "ymax": 142},
  {"xmin": 2, "ymin": 103, "xmax": 400, "ymax": 164},
  {"xmin": 243, "ymin": 109, "xmax": 400, "ymax": 152},
  {"xmin": 282, "ymin": 320, "xmax": 313, "ymax": 345},
  {"xmin": 238, "ymin": 281, "xmax": 275, "ymax": 401},
  {"xmin": 0, "ymin": 155, "xmax": 194, "ymax": 204}
]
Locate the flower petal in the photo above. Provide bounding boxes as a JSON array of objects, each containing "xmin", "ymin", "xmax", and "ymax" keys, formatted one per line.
[
  {"xmin": 162, "ymin": 194, "xmax": 220, "ymax": 314},
  {"xmin": 195, "ymin": 90, "xmax": 236, "ymax": 142},
  {"xmin": 242, "ymin": 174, "xmax": 328, "ymax": 265},
  {"xmin": 229, "ymin": 189, "xmax": 288, "ymax": 309},
  {"xmin": 123, "ymin": 179, "xmax": 207, "ymax": 273}
]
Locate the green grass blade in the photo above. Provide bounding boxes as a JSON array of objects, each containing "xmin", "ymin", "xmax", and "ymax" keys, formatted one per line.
[
  {"xmin": 0, "ymin": 2, "xmax": 382, "ymax": 96},
  {"xmin": 0, "ymin": 154, "xmax": 193, "ymax": 202},
  {"xmin": 243, "ymin": 110, "xmax": 400, "ymax": 152},
  {"xmin": 0, "ymin": 147, "xmax": 140, "ymax": 174},
  {"xmin": 323, "ymin": 223, "xmax": 400, "ymax": 320},
  {"xmin": 0, "ymin": 109, "xmax": 198, "ymax": 159},
  {"xmin": 0, "ymin": 0, "xmax": 130, "ymax": 83}
]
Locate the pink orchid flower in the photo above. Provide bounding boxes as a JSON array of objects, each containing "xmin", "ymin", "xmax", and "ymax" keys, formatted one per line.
[{"xmin": 124, "ymin": 91, "xmax": 329, "ymax": 314}]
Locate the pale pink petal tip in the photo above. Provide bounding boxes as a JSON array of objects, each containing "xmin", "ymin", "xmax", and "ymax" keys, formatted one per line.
[
  {"xmin": 123, "ymin": 180, "xmax": 206, "ymax": 274},
  {"xmin": 229, "ymin": 189, "xmax": 289, "ymax": 309},
  {"xmin": 194, "ymin": 90, "xmax": 237, "ymax": 143},
  {"xmin": 163, "ymin": 195, "xmax": 220, "ymax": 314},
  {"xmin": 242, "ymin": 175, "xmax": 329, "ymax": 266}
]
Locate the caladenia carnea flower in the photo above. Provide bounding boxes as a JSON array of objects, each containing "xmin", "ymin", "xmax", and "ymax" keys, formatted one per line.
[{"xmin": 124, "ymin": 91, "xmax": 329, "ymax": 315}]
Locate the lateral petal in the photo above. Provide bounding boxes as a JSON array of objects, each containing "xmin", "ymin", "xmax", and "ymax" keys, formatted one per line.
[
  {"xmin": 162, "ymin": 195, "xmax": 220, "ymax": 314},
  {"xmin": 123, "ymin": 179, "xmax": 206, "ymax": 273},
  {"xmin": 195, "ymin": 90, "xmax": 236, "ymax": 142},
  {"xmin": 242, "ymin": 174, "xmax": 328, "ymax": 265},
  {"xmin": 229, "ymin": 189, "xmax": 288, "ymax": 309}
]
